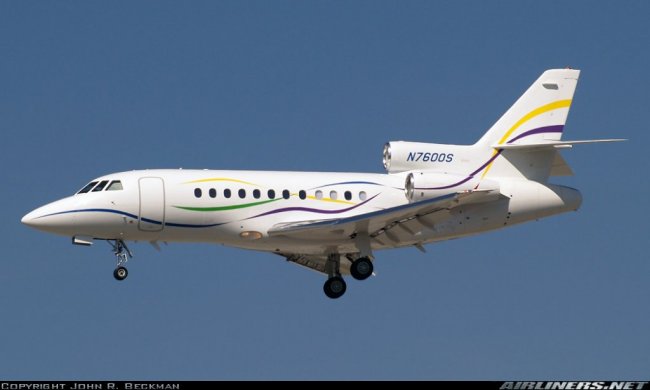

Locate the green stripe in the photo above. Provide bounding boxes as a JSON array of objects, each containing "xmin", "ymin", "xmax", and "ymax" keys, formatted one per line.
[{"xmin": 173, "ymin": 198, "xmax": 282, "ymax": 212}]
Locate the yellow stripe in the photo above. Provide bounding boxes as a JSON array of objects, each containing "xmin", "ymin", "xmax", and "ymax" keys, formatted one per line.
[
  {"xmin": 480, "ymin": 99, "xmax": 572, "ymax": 179},
  {"xmin": 185, "ymin": 177, "xmax": 259, "ymax": 186},
  {"xmin": 496, "ymin": 99, "xmax": 571, "ymax": 145},
  {"xmin": 306, "ymin": 195, "xmax": 355, "ymax": 205},
  {"xmin": 184, "ymin": 181, "xmax": 355, "ymax": 204},
  {"xmin": 480, "ymin": 150, "xmax": 501, "ymax": 179}
]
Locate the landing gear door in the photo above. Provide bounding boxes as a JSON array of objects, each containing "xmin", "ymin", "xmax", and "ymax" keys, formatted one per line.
[{"xmin": 138, "ymin": 177, "xmax": 165, "ymax": 232}]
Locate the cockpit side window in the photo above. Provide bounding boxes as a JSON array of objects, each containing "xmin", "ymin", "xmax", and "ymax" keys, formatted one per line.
[
  {"xmin": 92, "ymin": 180, "xmax": 109, "ymax": 192},
  {"xmin": 106, "ymin": 180, "xmax": 123, "ymax": 191},
  {"xmin": 77, "ymin": 181, "xmax": 99, "ymax": 194}
]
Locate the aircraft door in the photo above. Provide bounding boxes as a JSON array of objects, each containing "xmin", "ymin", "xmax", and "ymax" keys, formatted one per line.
[{"xmin": 138, "ymin": 177, "xmax": 165, "ymax": 232}]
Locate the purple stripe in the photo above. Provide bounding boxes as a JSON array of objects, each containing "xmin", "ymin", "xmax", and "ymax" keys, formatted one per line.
[
  {"xmin": 469, "ymin": 150, "xmax": 503, "ymax": 176},
  {"xmin": 416, "ymin": 175, "xmax": 473, "ymax": 191},
  {"xmin": 247, "ymin": 194, "xmax": 379, "ymax": 219},
  {"xmin": 416, "ymin": 151, "xmax": 502, "ymax": 190},
  {"xmin": 309, "ymin": 181, "xmax": 384, "ymax": 190},
  {"xmin": 415, "ymin": 125, "xmax": 563, "ymax": 190},
  {"xmin": 507, "ymin": 125, "xmax": 564, "ymax": 144}
]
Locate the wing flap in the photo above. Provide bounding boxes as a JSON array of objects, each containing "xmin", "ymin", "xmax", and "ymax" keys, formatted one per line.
[{"xmin": 280, "ymin": 253, "xmax": 352, "ymax": 275}]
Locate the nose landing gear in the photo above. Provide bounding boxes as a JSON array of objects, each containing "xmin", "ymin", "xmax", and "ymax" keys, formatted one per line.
[
  {"xmin": 109, "ymin": 239, "xmax": 132, "ymax": 281},
  {"xmin": 113, "ymin": 266, "xmax": 128, "ymax": 281}
]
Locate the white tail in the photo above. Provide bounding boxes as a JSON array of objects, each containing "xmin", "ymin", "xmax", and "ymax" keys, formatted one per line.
[
  {"xmin": 384, "ymin": 69, "xmax": 623, "ymax": 184},
  {"xmin": 474, "ymin": 69, "xmax": 581, "ymax": 182},
  {"xmin": 476, "ymin": 69, "xmax": 580, "ymax": 147}
]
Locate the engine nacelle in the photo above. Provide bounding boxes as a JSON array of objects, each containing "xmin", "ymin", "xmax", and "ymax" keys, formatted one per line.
[
  {"xmin": 383, "ymin": 141, "xmax": 460, "ymax": 173},
  {"xmin": 404, "ymin": 171, "xmax": 500, "ymax": 202}
]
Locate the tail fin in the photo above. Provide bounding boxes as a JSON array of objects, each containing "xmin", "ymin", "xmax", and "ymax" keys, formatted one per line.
[
  {"xmin": 475, "ymin": 69, "xmax": 580, "ymax": 182},
  {"xmin": 476, "ymin": 69, "xmax": 580, "ymax": 147}
]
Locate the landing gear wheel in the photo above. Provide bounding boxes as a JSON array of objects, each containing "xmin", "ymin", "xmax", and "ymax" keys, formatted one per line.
[
  {"xmin": 109, "ymin": 240, "xmax": 132, "ymax": 281},
  {"xmin": 350, "ymin": 257, "xmax": 373, "ymax": 280},
  {"xmin": 113, "ymin": 266, "xmax": 128, "ymax": 281},
  {"xmin": 323, "ymin": 276, "xmax": 347, "ymax": 299}
]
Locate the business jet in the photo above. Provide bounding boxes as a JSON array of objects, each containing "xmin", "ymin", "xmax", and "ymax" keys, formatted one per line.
[{"xmin": 22, "ymin": 69, "xmax": 623, "ymax": 298}]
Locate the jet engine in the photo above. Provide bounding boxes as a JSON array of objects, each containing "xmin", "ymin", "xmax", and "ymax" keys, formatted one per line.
[
  {"xmin": 404, "ymin": 171, "xmax": 500, "ymax": 202},
  {"xmin": 382, "ymin": 141, "xmax": 460, "ymax": 173}
]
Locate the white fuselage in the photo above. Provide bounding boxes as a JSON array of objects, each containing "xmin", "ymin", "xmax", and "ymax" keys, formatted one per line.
[{"xmin": 21, "ymin": 169, "xmax": 581, "ymax": 255}]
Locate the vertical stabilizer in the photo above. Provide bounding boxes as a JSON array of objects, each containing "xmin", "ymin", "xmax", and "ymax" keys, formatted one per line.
[{"xmin": 475, "ymin": 69, "xmax": 580, "ymax": 181}]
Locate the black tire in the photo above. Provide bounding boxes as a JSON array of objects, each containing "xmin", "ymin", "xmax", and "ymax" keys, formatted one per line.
[
  {"xmin": 113, "ymin": 266, "xmax": 128, "ymax": 281},
  {"xmin": 350, "ymin": 257, "xmax": 373, "ymax": 281},
  {"xmin": 323, "ymin": 276, "xmax": 347, "ymax": 299}
]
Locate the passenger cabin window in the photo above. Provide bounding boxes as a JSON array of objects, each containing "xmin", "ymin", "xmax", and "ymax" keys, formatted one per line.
[
  {"xmin": 209, "ymin": 188, "xmax": 217, "ymax": 198},
  {"xmin": 106, "ymin": 180, "xmax": 123, "ymax": 191},
  {"xmin": 359, "ymin": 191, "xmax": 367, "ymax": 201},
  {"xmin": 282, "ymin": 190, "xmax": 290, "ymax": 199},
  {"xmin": 268, "ymin": 189, "xmax": 276, "ymax": 199},
  {"xmin": 238, "ymin": 189, "xmax": 246, "ymax": 199},
  {"xmin": 78, "ymin": 181, "xmax": 98, "ymax": 194},
  {"xmin": 344, "ymin": 191, "xmax": 352, "ymax": 201},
  {"xmin": 224, "ymin": 189, "xmax": 231, "ymax": 198},
  {"xmin": 330, "ymin": 190, "xmax": 338, "ymax": 200},
  {"xmin": 194, "ymin": 188, "xmax": 202, "ymax": 198},
  {"xmin": 299, "ymin": 190, "xmax": 306, "ymax": 200},
  {"xmin": 92, "ymin": 180, "xmax": 109, "ymax": 192},
  {"xmin": 253, "ymin": 189, "xmax": 261, "ymax": 199},
  {"xmin": 315, "ymin": 190, "xmax": 323, "ymax": 200}
]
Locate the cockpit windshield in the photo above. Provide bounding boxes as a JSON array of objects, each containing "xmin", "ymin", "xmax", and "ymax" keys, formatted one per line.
[
  {"xmin": 77, "ymin": 181, "xmax": 99, "ymax": 194},
  {"xmin": 76, "ymin": 179, "xmax": 124, "ymax": 194},
  {"xmin": 106, "ymin": 180, "xmax": 123, "ymax": 191},
  {"xmin": 92, "ymin": 180, "xmax": 109, "ymax": 192}
]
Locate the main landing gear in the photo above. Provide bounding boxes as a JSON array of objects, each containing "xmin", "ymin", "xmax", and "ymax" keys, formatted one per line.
[
  {"xmin": 323, "ymin": 276, "xmax": 347, "ymax": 299},
  {"xmin": 322, "ymin": 254, "xmax": 374, "ymax": 299},
  {"xmin": 350, "ymin": 257, "xmax": 373, "ymax": 280},
  {"xmin": 109, "ymin": 239, "xmax": 132, "ymax": 281}
]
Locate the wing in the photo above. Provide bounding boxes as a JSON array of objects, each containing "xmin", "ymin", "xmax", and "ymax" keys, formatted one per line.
[
  {"xmin": 269, "ymin": 189, "xmax": 502, "ymax": 241},
  {"xmin": 273, "ymin": 189, "xmax": 504, "ymax": 275},
  {"xmin": 279, "ymin": 253, "xmax": 352, "ymax": 275}
]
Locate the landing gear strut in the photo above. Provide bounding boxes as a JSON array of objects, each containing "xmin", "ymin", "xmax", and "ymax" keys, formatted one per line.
[
  {"xmin": 323, "ymin": 253, "xmax": 347, "ymax": 299},
  {"xmin": 109, "ymin": 240, "xmax": 132, "ymax": 281}
]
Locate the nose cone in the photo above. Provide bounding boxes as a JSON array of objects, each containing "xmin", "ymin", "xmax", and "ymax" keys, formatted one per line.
[
  {"xmin": 21, "ymin": 197, "xmax": 78, "ymax": 235},
  {"xmin": 22, "ymin": 205, "xmax": 69, "ymax": 233},
  {"xmin": 21, "ymin": 209, "xmax": 40, "ymax": 227}
]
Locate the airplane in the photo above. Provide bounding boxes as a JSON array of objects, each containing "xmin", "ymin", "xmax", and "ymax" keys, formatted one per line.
[{"xmin": 22, "ymin": 68, "xmax": 624, "ymax": 299}]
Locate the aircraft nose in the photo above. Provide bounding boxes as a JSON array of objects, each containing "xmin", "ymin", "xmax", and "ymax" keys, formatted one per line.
[
  {"xmin": 21, "ymin": 205, "xmax": 62, "ymax": 230},
  {"xmin": 21, "ymin": 209, "xmax": 38, "ymax": 226},
  {"xmin": 21, "ymin": 198, "xmax": 77, "ymax": 234}
]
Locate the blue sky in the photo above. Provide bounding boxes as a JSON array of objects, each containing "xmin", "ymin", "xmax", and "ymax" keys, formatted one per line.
[{"xmin": 1, "ymin": 1, "xmax": 648, "ymax": 380}]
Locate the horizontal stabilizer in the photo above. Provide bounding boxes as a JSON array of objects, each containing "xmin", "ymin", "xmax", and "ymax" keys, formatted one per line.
[{"xmin": 493, "ymin": 138, "xmax": 626, "ymax": 150}]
